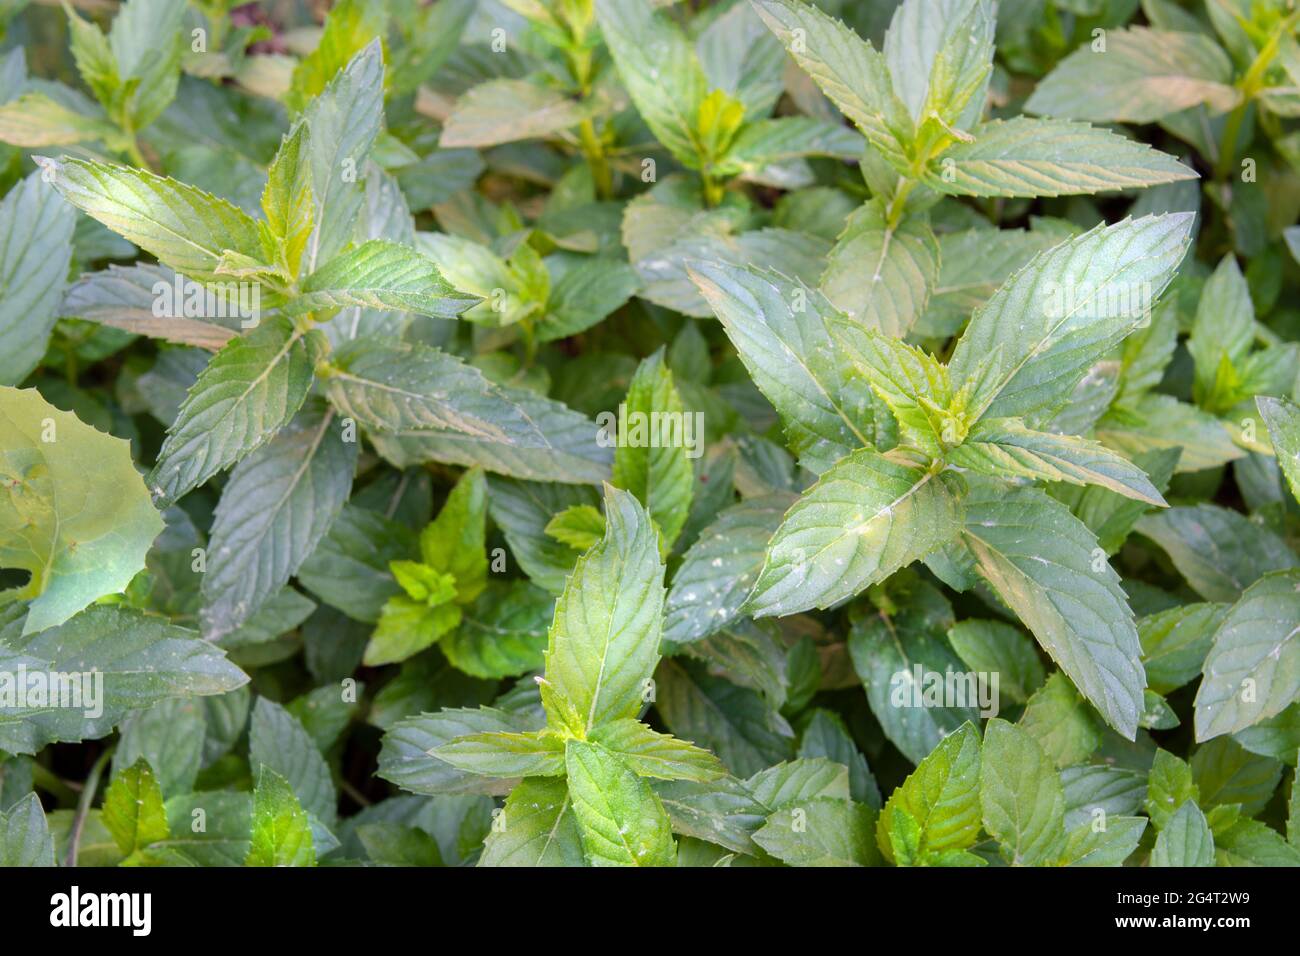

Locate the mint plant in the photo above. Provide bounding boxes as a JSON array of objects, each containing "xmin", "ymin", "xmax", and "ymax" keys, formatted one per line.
[{"xmin": 1, "ymin": 0, "xmax": 1299, "ymax": 871}]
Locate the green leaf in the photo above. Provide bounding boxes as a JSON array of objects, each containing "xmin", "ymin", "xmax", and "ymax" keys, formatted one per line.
[
  {"xmin": 1025, "ymin": 27, "xmax": 1239, "ymax": 124},
  {"xmin": 1195, "ymin": 570, "xmax": 1300, "ymax": 741},
  {"xmin": 926, "ymin": 118, "xmax": 1195, "ymax": 197},
  {"xmin": 434, "ymin": 730, "xmax": 566, "ymax": 778},
  {"xmin": 952, "ymin": 418, "xmax": 1167, "ymax": 505},
  {"xmin": 363, "ymin": 596, "xmax": 460, "ymax": 667},
  {"xmin": 65, "ymin": 5, "xmax": 118, "ymax": 112},
  {"xmin": 1018, "ymin": 672, "xmax": 1104, "ymax": 768},
  {"xmin": 664, "ymin": 494, "xmax": 790, "ymax": 645},
  {"xmin": 0, "ymin": 91, "xmax": 119, "ymax": 148},
  {"xmin": 245, "ymin": 765, "xmax": 315, "ymax": 867},
  {"xmin": 594, "ymin": 0, "xmax": 707, "ymax": 167},
  {"xmin": 826, "ymin": 319, "xmax": 953, "ymax": 453},
  {"xmin": 378, "ymin": 706, "xmax": 535, "ymax": 797},
  {"xmin": 200, "ymin": 402, "xmax": 356, "ymax": 640},
  {"xmin": 249, "ymin": 697, "xmax": 336, "ymax": 827},
  {"xmin": 419, "ymin": 466, "xmax": 489, "ymax": 604},
  {"xmin": 1, "ymin": 387, "xmax": 163, "ymax": 634},
  {"xmin": 753, "ymin": 797, "xmax": 879, "ymax": 866},
  {"xmin": 746, "ymin": 758, "xmax": 850, "ymax": 809},
  {"xmin": 1258, "ymin": 396, "xmax": 1300, "ymax": 504},
  {"xmin": 589, "ymin": 718, "xmax": 726, "ymax": 782},
  {"xmin": 0, "ymin": 605, "xmax": 247, "ymax": 755},
  {"xmin": 1050, "ymin": 446, "xmax": 1179, "ymax": 554},
  {"xmin": 0, "ymin": 792, "xmax": 55, "ymax": 866},
  {"xmin": 324, "ymin": 338, "xmax": 541, "ymax": 443},
  {"xmin": 654, "ymin": 658, "xmax": 795, "ymax": 777},
  {"xmin": 716, "ymin": 116, "xmax": 865, "ymax": 178},
  {"xmin": 261, "ymin": 123, "xmax": 314, "ymax": 279},
  {"xmin": 287, "ymin": 0, "xmax": 387, "ymax": 112},
  {"xmin": 1063, "ymin": 764, "xmax": 1147, "ymax": 829},
  {"xmin": 61, "ymin": 263, "xmax": 240, "ymax": 351},
  {"xmin": 368, "ymin": 384, "xmax": 612, "ymax": 485},
  {"xmin": 1150, "ymin": 800, "xmax": 1215, "ymax": 866},
  {"xmin": 302, "ymin": 40, "xmax": 384, "ymax": 272},
  {"xmin": 544, "ymin": 504, "xmax": 607, "ymax": 553},
  {"xmin": 41, "ymin": 156, "xmax": 266, "ymax": 285},
  {"xmin": 848, "ymin": 580, "xmax": 977, "ymax": 765},
  {"xmin": 1096, "ymin": 394, "xmax": 1243, "ymax": 474},
  {"xmin": 751, "ymin": 0, "xmax": 911, "ymax": 168},
  {"xmin": 357, "ymin": 823, "xmax": 442, "ymax": 867},
  {"xmin": 1213, "ymin": 818, "xmax": 1300, "ymax": 866},
  {"xmin": 1060, "ymin": 816, "xmax": 1147, "ymax": 866},
  {"xmin": 148, "ymin": 318, "xmax": 327, "ymax": 507},
  {"xmin": 0, "ymin": 172, "xmax": 76, "ymax": 384},
  {"xmin": 296, "ymin": 504, "xmax": 415, "ymax": 622},
  {"xmin": 962, "ymin": 483, "xmax": 1146, "ymax": 739},
  {"xmin": 564, "ymin": 738, "xmax": 677, "ymax": 866},
  {"xmin": 980, "ymin": 718, "xmax": 1067, "ymax": 865},
  {"xmin": 950, "ymin": 214, "xmax": 1195, "ymax": 427},
  {"xmin": 819, "ymin": 198, "xmax": 940, "ymax": 339},
  {"xmin": 440, "ymin": 581, "xmax": 553, "ymax": 680},
  {"xmin": 115, "ymin": 698, "xmax": 205, "ymax": 798},
  {"xmin": 797, "ymin": 709, "xmax": 881, "ymax": 807},
  {"xmin": 1188, "ymin": 254, "xmax": 1255, "ymax": 410},
  {"xmin": 107, "ymin": 0, "xmax": 185, "ymax": 128},
  {"xmin": 479, "ymin": 776, "xmax": 585, "ymax": 867},
  {"xmin": 440, "ymin": 78, "xmax": 594, "ymax": 149},
  {"xmin": 1191, "ymin": 737, "xmax": 1282, "ymax": 816},
  {"xmin": 877, "ymin": 722, "xmax": 982, "ymax": 865},
  {"xmin": 746, "ymin": 448, "xmax": 963, "ymax": 617},
  {"xmin": 688, "ymin": 261, "xmax": 876, "ymax": 474},
  {"xmin": 102, "ymin": 757, "xmax": 169, "ymax": 857},
  {"xmin": 1135, "ymin": 505, "xmax": 1296, "ymax": 603},
  {"xmin": 292, "ymin": 240, "xmax": 478, "ymax": 318},
  {"xmin": 947, "ymin": 619, "xmax": 1046, "ymax": 705},
  {"xmin": 542, "ymin": 485, "xmax": 665, "ymax": 735},
  {"xmin": 537, "ymin": 257, "xmax": 639, "ymax": 342},
  {"xmin": 611, "ymin": 350, "xmax": 696, "ymax": 549},
  {"xmin": 1145, "ymin": 748, "xmax": 1198, "ymax": 831},
  {"xmin": 883, "ymin": 0, "xmax": 994, "ymax": 131}
]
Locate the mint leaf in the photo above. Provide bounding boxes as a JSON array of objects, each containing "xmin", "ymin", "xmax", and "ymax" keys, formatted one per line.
[
  {"xmin": 1258, "ymin": 396, "xmax": 1300, "ymax": 504},
  {"xmin": 148, "ymin": 318, "xmax": 326, "ymax": 506},
  {"xmin": 200, "ymin": 402, "xmax": 355, "ymax": 639},
  {"xmin": 927, "ymin": 118, "xmax": 1195, "ymax": 197},
  {"xmin": 565, "ymin": 738, "xmax": 677, "ymax": 867},
  {"xmin": 542, "ymin": 485, "xmax": 664, "ymax": 734},
  {"xmin": 1026, "ymin": 27, "xmax": 1238, "ymax": 123},
  {"xmin": 747, "ymin": 449, "xmax": 963, "ymax": 617},
  {"xmin": 820, "ymin": 198, "xmax": 939, "ymax": 339},
  {"xmin": 0, "ymin": 172, "xmax": 76, "ymax": 384},
  {"xmin": 1195, "ymin": 571, "xmax": 1300, "ymax": 741},
  {"xmin": 962, "ymin": 483, "xmax": 1146, "ymax": 739},
  {"xmin": 979, "ymin": 718, "xmax": 1067, "ymax": 865},
  {"xmin": 951, "ymin": 214, "xmax": 1194, "ymax": 427},
  {"xmin": 246, "ymin": 766, "xmax": 315, "ymax": 867},
  {"xmin": 1, "ymin": 387, "xmax": 163, "ymax": 634},
  {"xmin": 688, "ymin": 261, "xmax": 875, "ymax": 474},
  {"xmin": 611, "ymin": 350, "xmax": 696, "ymax": 549},
  {"xmin": 42, "ymin": 157, "xmax": 266, "ymax": 284},
  {"xmin": 877, "ymin": 722, "xmax": 982, "ymax": 865},
  {"xmin": 0, "ymin": 792, "xmax": 54, "ymax": 866},
  {"xmin": 1151, "ymin": 800, "xmax": 1215, "ymax": 866},
  {"xmin": 102, "ymin": 757, "xmax": 169, "ymax": 858}
]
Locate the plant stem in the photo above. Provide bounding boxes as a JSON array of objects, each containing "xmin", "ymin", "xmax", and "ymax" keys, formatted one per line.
[
  {"xmin": 1214, "ymin": 12, "xmax": 1300, "ymax": 180},
  {"xmin": 30, "ymin": 762, "xmax": 78, "ymax": 806},
  {"xmin": 578, "ymin": 118, "xmax": 612, "ymax": 198},
  {"xmin": 65, "ymin": 745, "xmax": 114, "ymax": 868}
]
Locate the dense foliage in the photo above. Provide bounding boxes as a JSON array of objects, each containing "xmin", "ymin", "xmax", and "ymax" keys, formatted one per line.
[{"xmin": 1, "ymin": 0, "xmax": 1300, "ymax": 869}]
